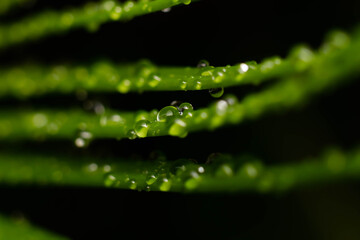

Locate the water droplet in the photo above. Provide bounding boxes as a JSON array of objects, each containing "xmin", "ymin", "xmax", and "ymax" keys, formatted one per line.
[
  {"xmin": 104, "ymin": 174, "xmax": 117, "ymax": 187},
  {"xmin": 103, "ymin": 1, "xmax": 115, "ymax": 11},
  {"xmin": 110, "ymin": 6, "xmax": 122, "ymax": 21},
  {"xmin": 117, "ymin": 79, "xmax": 131, "ymax": 93},
  {"xmin": 169, "ymin": 119, "xmax": 188, "ymax": 138},
  {"xmin": 214, "ymin": 71, "xmax": 225, "ymax": 83},
  {"xmin": 170, "ymin": 100, "xmax": 183, "ymax": 110},
  {"xmin": 135, "ymin": 111, "xmax": 149, "ymax": 122},
  {"xmin": 224, "ymin": 94, "xmax": 238, "ymax": 105},
  {"xmin": 197, "ymin": 60, "xmax": 209, "ymax": 68},
  {"xmin": 239, "ymin": 63, "xmax": 249, "ymax": 73},
  {"xmin": 159, "ymin": 178, "xmax": 171, "ymax": 192},
  {"xmin": 94, "ymin": 102, "xmax": 105, "ymax": 115},
  {"xmin": 32, "ymin": 113, "xmax": 48, "ymax": 128},
  {"xmin": 182, "ymin": 0, "xmax": 192, "ymax": 5},
  {"xmin": 129, "ymin": 179, "xmax": 137, "ymax": 190},
  {"xmin": 195, "ymin": 81, "xmax": 202, "ymax": 90},
  {"xmin": 124, "ymin": 1, "xmax": 135, "ymax": 11},
  {"xmin": 103, "ymin": 165, "xmax": 112, "ymax": 172},
  {"xmin": 84, "ymin": 100, "xmax": 105, "ymax": 115},
  {"xmin": 126, "ymin": 129, "xmax": 137, "ymax": 140},
  {"xmin": 157, "ymin": 106, "xmax": 180, "ymax": 122},
  {"xmin": 209, "ymin": 87, "xmax": 224, "ymax": 98},
  {"xmin": 87, "ymin": 163, "xmax": 98, "ymax": 172},
  {"xmin": 215, "ymin": 100, "xmax": 228, "ymax": 115},
  {"xmin": 75, "ymin": 131, "xmax": 93, "ymax": 148},
  {"xmin": 146, "ymin": 175, "xmax": 157, "ymax": 185},
  {"xmin": 180, "ymin": 81, "xmax": 187, "ymax": 90},
  {"xmin": 148, "ymin": 75, "xmax": 161, "ymax": 87},
  {"xmin": 134, "ymin": 120, "xmax": 151, "ymax": 138},
  {"xmin": 216, "ymin": 164, "xmax": 234, "ymax": 177},
  {"xmin": 242, "ymin": 163, "xmax": 259, "ymax": 178},
  {"xmin": 179, "ymin": 102, "xmax": 193, "ymax": 117},
  {"xmin": 162, "ymin": 7, "xmax": 171, "ymax": 12}
]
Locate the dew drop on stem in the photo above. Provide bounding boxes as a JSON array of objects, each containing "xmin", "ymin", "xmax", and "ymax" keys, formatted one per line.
[
  {"xmin": 209, "ymin": 87, "xmax": 224, "ymax": 98},
  {"xmin": 197, "ymin": 60, "xmax": 210, "ymax": 68}
]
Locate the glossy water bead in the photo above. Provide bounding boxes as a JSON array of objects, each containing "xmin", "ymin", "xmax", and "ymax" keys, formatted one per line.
[
  {"xmin": 134, "ymin": 120, "xmax": 151, "ymax": 138},
  {"xmin": 157, "ymin": 106, "xmax": 180, "ymax": 122},
  {"xmin": 209, "ymin": 88, "xmax": 224, "ymax": 98},
  {"xmin": 179, "ymin": 102, "xmax": 193, "ymax": 117}
]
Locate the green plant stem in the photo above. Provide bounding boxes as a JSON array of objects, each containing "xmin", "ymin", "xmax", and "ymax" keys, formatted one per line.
[
  {"xmin": 0, "ymin": 57, "xmax": 290, "ymax": 99},
  {"xmin": 0, "ymin": 29, "xmax": 357, "ymax": 100},
  {"xmin": 0, "ymin": 214, "xmax": 68, "ymax": 240},
  {"xmin": 0, "ymin": 32, "xmax": 359, "ymax": 142},
  {"xmin": 0, "ymin": 0, "xmax": 192, "ymax": 49},
  {"xmin": 0, "ymin": 147, "xmax": 359, "ymax": 193}
]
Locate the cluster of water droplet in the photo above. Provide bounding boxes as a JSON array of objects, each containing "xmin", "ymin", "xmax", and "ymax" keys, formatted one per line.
[
  {"xmin": 126, "ymin": 101, "xmax": 194, "ymax": 140},
  {"xmin": 97, "ymin": 151, "xmax": 272, "ymax": 192}
]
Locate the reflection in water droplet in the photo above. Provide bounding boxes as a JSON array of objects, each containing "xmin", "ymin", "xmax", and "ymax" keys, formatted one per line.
[
  {"xmin": 216, "ymin": 164, "xmax": 233, "ymax": 177},
  {"xmin": 110, "ymin": 6, "xmax": 122, "ymax": 20},
  {"xmin": 103, "ymin": 165, "xmax": 112, "ymax": 172},
  {"xmin": 148, "ymin": 75, "xmax": 161, "ymax": 87},
  {"xmin": 75, "ymin": 131, "xmax": 93, "ymax": 148},
  {"xmin": 104, "ymin": 174, "xmax": 116, "ymax": 187},
  {"xmin": 129, "ymin": 179, "xmax": 137, "ymax": 190},
  {"xmin": 197, "ymin": 60, "xmax": 209, "ymax": 68},
  {"xmin": 215, "ymin": 100, "xmax": 228, "ymax": 115},
  {"xmin": 170, "ymin": 100, "xmax": 183, "ymax": 110},
  {"xmin": 159, "ymin": 178, "xmax": 171, "ymax": 192},
  {"xmin": 126, "ymin": 129, "xmax": 137, "ymax": 140},
  {"xmin": 239, "ymin": 63, "xmax": 249, "ymax": 73},
  {"xmin": 179, "ymin": 102, "xmax": 194, "ymax": 117},
  {"xmin": 162, "ymin": 7, "xmax": 171, "ymax": 12},
  {"xmin": 117, "ymin": 79, "xmax": 131, "ymax": 93},
  {"xmin": 180, "ymin": 81, "xmax": 187, "ymax": 90},
  {"xmin": 209, "ymin": 87, "xmax": 224, "ymax": 98},
  {"xmin": 195, "ymin": 81, "xmax": 202, "ymax": 90},
  {"xmin": 87, "ymin": 163, "xmax": 98, "ymax": 172},
  {"xmin": 134, "ymin": 120, "xmax": 151, "ymax": 138},
  {"xmin": 224, "ymin": 94, "xmax": 238, "ymax": 106},
  {"xmin": 157, "ymin": 106, "xmax": 180, "ymax": 122},
  {"xmin": 146, "ymin": 175, "xmax": 157, "ymax": 185}
]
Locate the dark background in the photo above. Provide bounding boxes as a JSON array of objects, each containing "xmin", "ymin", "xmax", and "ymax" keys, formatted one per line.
[{"xmin": 1, "ymin": 0, "xmax": 360, "ymax": 239}]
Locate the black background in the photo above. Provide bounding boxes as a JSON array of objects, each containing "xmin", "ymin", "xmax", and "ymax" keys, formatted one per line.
[{"xmin": 1, "ymin": 0, "xmax": 360, "ymax": 239}]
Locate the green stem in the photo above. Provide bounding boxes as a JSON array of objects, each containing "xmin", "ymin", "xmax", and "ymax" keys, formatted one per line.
[
  {"xmin": 0, "ymin": 30, "xmax": 357, "ymax": 100},
  {"xmin": 0, "ymin": 0, "xmax": 192, "ymax": 49},
  {"xmin": 0, "ymin": 32, "xmax": 359, "ymax": 142},
  {"xmin": 0, "ymin": 147, "xmax": 359, "ymax": 193}
]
